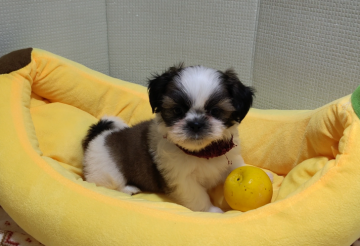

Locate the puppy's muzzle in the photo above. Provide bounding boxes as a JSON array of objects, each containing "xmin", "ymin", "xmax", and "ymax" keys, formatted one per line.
[{"xmin": 186, "ymin": 117, "xmax": 207, "ymax": 134}]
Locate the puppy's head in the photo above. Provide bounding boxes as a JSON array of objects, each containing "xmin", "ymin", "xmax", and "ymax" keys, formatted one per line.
[{"xmin": 148, "ymin": 64, "xmax": 254, "ymax": 151}]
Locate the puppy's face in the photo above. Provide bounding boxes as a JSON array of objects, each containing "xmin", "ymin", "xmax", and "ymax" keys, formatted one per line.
[{"xmin": 148, "ymin": 64, "xmax": 254, "ymax": 151}]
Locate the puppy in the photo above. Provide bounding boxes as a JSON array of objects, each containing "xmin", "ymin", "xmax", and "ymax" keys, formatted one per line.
[{"xmin": 82, "ymin": 64, "xmax": 254, "ymax": 213}]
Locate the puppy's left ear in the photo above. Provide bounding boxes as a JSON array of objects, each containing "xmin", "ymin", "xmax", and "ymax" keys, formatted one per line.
[
  {"xmin": 148, "ymin": 63, "xmax": 184, "ymax": 113},
  {"xmin": 222, "ymin": 69, "xmax": 255, "ymax": 123}
]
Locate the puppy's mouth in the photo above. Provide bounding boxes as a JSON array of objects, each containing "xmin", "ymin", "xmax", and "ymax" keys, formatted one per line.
[
  {"xmin": 176, "ymin": 136, "xmax": 236, "ymax": 159},
  {"xmin": 171, "ymin": 133, "xmax": 218, "ymax": 151},
  {"xmin": 188, "ymin": 133, "xmax": 206, "ymax": 141},
  {"xmin": 162, "ymin": 115, "xmax": 228, "ymax": 151},
  {"xmin": 166, "ymin": 126, "xmax": 227, "ymax": 151}
]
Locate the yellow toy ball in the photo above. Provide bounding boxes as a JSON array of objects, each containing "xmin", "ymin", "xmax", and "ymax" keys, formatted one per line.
[{"xmin": 224, "ymin": 166, "xmax": 273, "ymax": 212}]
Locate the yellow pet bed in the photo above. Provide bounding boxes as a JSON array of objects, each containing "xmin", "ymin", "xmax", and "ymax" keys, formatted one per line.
[{"xmin": 1, "ymin": 48, "xmax": 360, "ymax": 245}]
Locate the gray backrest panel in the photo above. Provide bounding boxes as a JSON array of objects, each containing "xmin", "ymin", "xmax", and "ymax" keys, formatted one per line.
[
  {"xmin": 106, "ymin": 0, "xmax": 259, "ymax": 86},
  {"xmin": 0, "ymin": 0, "xmax": 109, "ymax": 75},
  {"xmin": 252, "ymin": 0, "xmax": 360, "ymax": 109},
  {"xmin": 1, "ymin": 1, "xmax": 359, "ymax": 110}
]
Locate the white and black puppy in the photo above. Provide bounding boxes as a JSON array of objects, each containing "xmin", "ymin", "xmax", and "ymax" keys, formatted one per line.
[{"xmin": 82, "ymin": 64, "xmax": 254, "ymax": 213}]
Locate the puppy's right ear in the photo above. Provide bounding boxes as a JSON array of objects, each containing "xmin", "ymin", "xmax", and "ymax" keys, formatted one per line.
[{"xmin": 148, "ymin": 63, "xmax": 184, "ymax": 113}]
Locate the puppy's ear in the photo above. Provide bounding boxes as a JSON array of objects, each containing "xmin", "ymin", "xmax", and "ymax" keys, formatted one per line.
[
  {"xmin": 148, "ymin": 63, "xmax": 184, "ymax": 113},
  {"xmin": 221, "ymin": 69, "xmax": 255, "ymax": 123}
]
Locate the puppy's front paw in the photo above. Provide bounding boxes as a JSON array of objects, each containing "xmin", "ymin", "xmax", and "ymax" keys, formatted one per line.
[
  {"xmin": 121, "ymin": 185, "xmax": 141, "ymax": 195},
  {"xmin": 207, "ymin": 206, "xmax": 224, "ymax": 213}
]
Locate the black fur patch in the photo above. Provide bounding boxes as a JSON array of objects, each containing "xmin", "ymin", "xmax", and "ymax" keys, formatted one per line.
[
  {"xmin": 160, "ymin": 87, "xmax": 192, "ymax": 127},
  {"xmin": 148, "ymin": 63, "xmax": 184, "ymax": 113},
  {"xmin": 105, "ymin": 120, "xmax": 170, "ymax": 193},
  {"xmin": 82, "ymin": 119, "xmax": 114, "ymax": 150},
  {"xmin": 204, "ymin": 90, "xmax": 234, "ymax": 127},
  {"xmin": 220, "ymin": 69, "xmax": 255, "ymax": 124}
]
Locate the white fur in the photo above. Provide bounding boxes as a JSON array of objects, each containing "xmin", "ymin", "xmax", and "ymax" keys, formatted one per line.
[
  {"xmin": 147, "ymin": 66, "xmax": 248, "ymax": 212},
  {"xmin": 83, "ymin": 67, "xmax": 254, "ymax": 213},
  {"xmin": 149, "ymin": 120, "xmax": 245, "ymax": 212},
  {"xmin": 83, "ymin": 117, "xmax": 140, "ymax": 195},
  {"xmin": 175, "ymin": 66, "xmax": 221, "ymax": 109},
  {"xmin": 164, "ymin": 66, "xmax": 233, "ymax": 152}
]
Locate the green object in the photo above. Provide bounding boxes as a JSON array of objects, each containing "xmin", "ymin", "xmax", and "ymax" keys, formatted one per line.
[{"xmin": 351, "ymin": 85, "xmax": 360, "ymax": 119}]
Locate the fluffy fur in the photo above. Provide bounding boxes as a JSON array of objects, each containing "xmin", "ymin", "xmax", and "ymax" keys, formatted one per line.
[{"xmin": 82, "ymin": 64, "xmax": 255, "ymax": 213}]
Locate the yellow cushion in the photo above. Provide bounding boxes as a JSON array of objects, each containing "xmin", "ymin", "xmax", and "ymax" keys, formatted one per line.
[{"xmin": 1, "ymin": 48, "xmax": 360, "ymax": 245}]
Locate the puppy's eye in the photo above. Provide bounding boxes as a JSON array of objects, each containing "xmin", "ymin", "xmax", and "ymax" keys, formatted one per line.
[
  {"xmin": 173, "ymin": 107, "xmax": 183, "ymax": 116},
  {"xmin": 210, "ymin": 108, "xmax": 221, "ymax": 118}
]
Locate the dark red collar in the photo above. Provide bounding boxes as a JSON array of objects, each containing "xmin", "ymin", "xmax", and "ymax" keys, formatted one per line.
[{"xmin": 176, "ymin": 136, "xmax": 236, "ymax": 159}]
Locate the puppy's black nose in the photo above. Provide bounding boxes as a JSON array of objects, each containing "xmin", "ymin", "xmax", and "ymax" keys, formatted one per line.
[{"xmin": 187, "ymin": 120, "xmax": 205, "ymax": 132}]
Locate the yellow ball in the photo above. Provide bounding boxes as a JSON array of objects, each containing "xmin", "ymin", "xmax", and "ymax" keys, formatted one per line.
[{"xmin": 224, "ymin": 166, "xmax": 273, "ymax": 212}]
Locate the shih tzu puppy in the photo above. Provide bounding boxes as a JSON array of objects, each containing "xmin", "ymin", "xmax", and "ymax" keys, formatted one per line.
[{"xmin": 82, "ymin": 64, "xmax": 254, "ymax": 213}]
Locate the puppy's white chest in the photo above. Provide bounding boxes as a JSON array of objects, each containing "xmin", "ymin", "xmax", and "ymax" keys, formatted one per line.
[
  {"xmin": 192, "ymin": 157, "xmax": 232, "ymax": 187},
  {"xmin": 153, "ymin": 135, "xmax": 242, "ymax": 187},
  {"xmin": 159, "ymin": 152, "xmax": 232, "ymax": 189}
]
